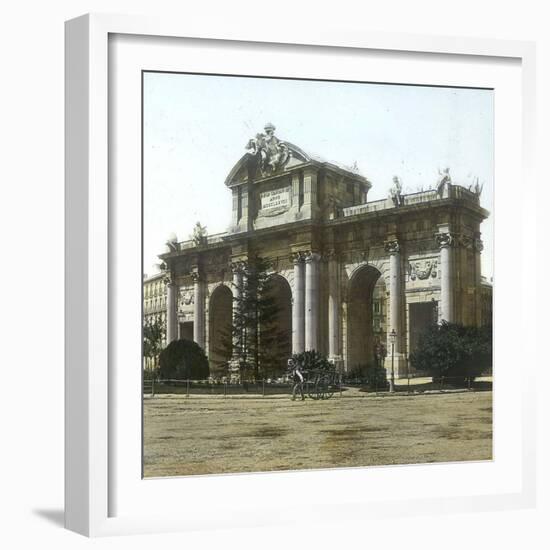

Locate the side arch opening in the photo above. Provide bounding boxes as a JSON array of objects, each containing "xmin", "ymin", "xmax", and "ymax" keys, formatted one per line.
[{"xmin": 346, "ymin": 265, "xmax": 386, "ymax": 372}]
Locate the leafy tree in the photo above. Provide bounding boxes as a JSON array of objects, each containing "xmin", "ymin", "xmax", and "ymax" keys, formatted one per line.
[
  {"xmin": 143, "ymin": 316, "xmax": 165, "ymax": 374},
  {"xmin": 410, "ymin": 321, "xmax": 492, "ymax": 384},
  {"xmin": 159, "ymin": 339, "xmax": 209, "ymax": 380},
  {"xmin": 219, "ymin": 256, "xmax": 290, "ymax": 379}
]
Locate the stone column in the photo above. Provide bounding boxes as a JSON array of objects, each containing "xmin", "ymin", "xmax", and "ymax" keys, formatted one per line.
[
  {"xmin": 385, "ymin": 240, "xmax": 401, "ymax": 354},
  {"xmin": 232, "ymin": 265, "xmax": 243, "ymax": 305},
  {"xmin": 327, "ymin": 252, "xmax": 340, "ymax": 360},
  {"xmin": 473, "ymin": 232, "xmax": 484, "ymax": 326},
  {"xmin": 165, "ymin": 277, "xmax": 178, "ymax": 345},
  {"xmin": 192, "ymin": 271, "xmax": 205, "ymax": 349},
  {"xmin": 436, "ymin": 228, "xmax": 454, "ymax": 323},
  {"xmin": 291, "ymin": 253, "xmax": 305, "ymax": 354},
  {"xmin": 304, "ymin": 252, "xmax": 320, "ymax": 351},
  {"xmin": 231, "ymin": 262, "xmax": 244, "ymax": 356}
]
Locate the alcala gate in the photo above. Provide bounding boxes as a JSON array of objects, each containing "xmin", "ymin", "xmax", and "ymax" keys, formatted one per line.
[{"xmin": 157, "ymin": 123, "xmax": 489, "ymax": 377}]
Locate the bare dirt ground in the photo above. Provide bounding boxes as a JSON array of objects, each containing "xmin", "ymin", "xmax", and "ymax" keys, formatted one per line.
[{"xmin": 143, "ymin": 389, "xmax": 492, "ymax": 477}]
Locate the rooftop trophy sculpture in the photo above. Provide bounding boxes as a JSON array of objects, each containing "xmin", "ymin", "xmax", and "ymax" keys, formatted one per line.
[
  {"xmin": 245, "ymin": 123, "xmax": 291, "ymax": 178},
  {"xmin": 468, "ymin": 176, "xmax": 484, "ymax": 197}
]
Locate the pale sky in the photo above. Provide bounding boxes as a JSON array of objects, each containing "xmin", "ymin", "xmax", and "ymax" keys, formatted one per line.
[{"xmin": 143, "ymin": 72, "xmax": 493, "ymax": 278}]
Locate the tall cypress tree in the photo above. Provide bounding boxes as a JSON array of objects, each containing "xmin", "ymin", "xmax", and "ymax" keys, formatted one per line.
[{"xmin": 218, "ymin": 256, "xmax": 289, "ymax": 380}]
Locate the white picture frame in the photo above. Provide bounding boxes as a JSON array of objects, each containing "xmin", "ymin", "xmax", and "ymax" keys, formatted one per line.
[{"xmin": 65, "ymin": 13, "xmax": 537, "ymax": 537}]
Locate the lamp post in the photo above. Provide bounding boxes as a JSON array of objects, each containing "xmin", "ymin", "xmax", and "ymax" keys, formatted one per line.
[{"xmin": 389, "ymin": 328, "xmax": 396, "ymax": 393}]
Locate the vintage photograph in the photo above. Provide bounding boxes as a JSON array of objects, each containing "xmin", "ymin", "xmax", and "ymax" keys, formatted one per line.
[{"xmin": 142, "ymin": 72, "xmax": 493, "ymax": 478}]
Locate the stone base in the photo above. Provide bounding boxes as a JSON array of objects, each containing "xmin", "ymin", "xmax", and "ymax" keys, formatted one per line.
[
  {"xmin": 384, "ymin": 353, "xmax": 408, "ymax": 379},
  {"xmin": 329, "ymin": 355, "xmax": 344, "ymax": 372},
  {"xmin": 228, "ymin": 358, "xmax": 242, "ymax": 383}
]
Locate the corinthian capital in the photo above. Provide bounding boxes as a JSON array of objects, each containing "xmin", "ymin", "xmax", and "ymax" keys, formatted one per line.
[
  {"xmin": 322, "ymin": 248, "xmax": 338, "ymax": 262},
  {"xmin": 435, "ymin": 232, "xmax": 453, "ymax": 248},
  {"xmin": 384, "ymin": 240, "xmax": 400, "ymax": 255},
  {"xmin": 303, "ymin": 251, "xmax": 321, "ymax": 263},
  {"xmin": 290, "ymin": 251, "xmax": 305, "ymax": 264},
  {"xmin": 230, "ymin": 260, "xmax": 247, "ymax": 273}
]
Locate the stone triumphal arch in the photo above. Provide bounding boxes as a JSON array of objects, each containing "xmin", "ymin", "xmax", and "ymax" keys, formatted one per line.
[{"xmin": 156, "ymin": 124, "xmax": 490, "ymax": 376}]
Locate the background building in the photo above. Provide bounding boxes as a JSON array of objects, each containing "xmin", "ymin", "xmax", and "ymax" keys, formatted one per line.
[{"xmin": 143, "ymin": 271, "xmax": 167, "ymax": 371}]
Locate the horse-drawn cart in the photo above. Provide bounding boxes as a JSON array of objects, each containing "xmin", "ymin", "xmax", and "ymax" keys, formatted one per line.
[{"xmin": 302, "ymin": 368, "xmax": 340, "ymax": 400}]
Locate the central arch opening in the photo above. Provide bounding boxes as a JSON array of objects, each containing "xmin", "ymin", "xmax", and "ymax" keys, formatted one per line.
[
  {"xmin": 259, "ymin": 273, "xmax": 292, "ymax": 378},
  {"xmin": 347, "ymin": 265, "xmax": 386, "ymax": 372}
]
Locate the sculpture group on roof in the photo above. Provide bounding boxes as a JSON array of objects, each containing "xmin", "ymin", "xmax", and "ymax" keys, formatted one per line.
[{"xmin": 245, "ymin": 123, "xmax": 291, "ymax": 178}]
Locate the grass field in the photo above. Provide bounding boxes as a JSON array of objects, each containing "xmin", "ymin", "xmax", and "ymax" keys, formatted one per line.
[{"xmin": 143, "ymin": 389, "xmax": 492, "ymax": 478}]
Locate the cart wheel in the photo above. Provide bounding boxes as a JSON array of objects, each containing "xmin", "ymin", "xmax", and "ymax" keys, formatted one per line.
[
  {"xmin": 324, "ymin": 386, "xmax": 335, "ymax": 399},
  {"xmin": 316, "ymin": 383, "xmax": 324, "ymax": 400}
]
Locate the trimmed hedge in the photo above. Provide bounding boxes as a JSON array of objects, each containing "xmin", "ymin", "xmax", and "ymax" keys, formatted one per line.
[{"xmin": 159, "ymin": 339, "xmax": 209, "ymax": 380}]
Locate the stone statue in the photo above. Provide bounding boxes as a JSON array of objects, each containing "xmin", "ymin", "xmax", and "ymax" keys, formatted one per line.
[
  {"xmin": 245, "ymin": 133, "xmax": 264, "ymax": 157},
  {"xmin": 436, "ymin": 167, "xmax": 452, "ymax": 196},
  {"xmin": 191, "ymin": 222, "xmax": 208, "ymax": 246},
  {"xmin": 245, "ymin": 123, "xmax": 291, "ymax": 177},
  {"xmin": 389, "ymin": 175, "xmax": 404, "ymax": 207}
]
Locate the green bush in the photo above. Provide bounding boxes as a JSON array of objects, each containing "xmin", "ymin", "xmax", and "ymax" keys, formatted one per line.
[
  {"xmin": 342, "ymin": 363, "xmax": 389, "ymax": 389},
  {"xmin": 159, "ymin": 339, "xmax": 209, "ymax": 380},
  {"xmin": 363, "ymin": 364, "xmax": 389, "ymax": 390},
  {"xmin": 410, "ymin": 321, "xmax": 492, "ymax": 385},
  {"xmin": 143, "ymin": 368, "xmax": 157, "ymax": 381},
  {"xmin": 343, "ymin": 366, "xmax": 364, "ymax": 382}
]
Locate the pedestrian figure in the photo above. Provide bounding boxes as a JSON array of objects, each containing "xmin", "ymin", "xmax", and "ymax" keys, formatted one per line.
[{"xmin": 288, "ymin": 358, "xmax": 305, "ymax": 401}]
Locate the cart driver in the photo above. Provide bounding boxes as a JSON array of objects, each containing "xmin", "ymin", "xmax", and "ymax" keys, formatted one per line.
[{"xmin": 288, "ymin": 358, "xmax": 305, "ymax": 401}]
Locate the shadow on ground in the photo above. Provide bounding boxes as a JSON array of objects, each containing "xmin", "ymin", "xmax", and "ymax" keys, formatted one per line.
[{"xmin": 33, "ymin": 509, "xmax": 64, "ymax": 527}]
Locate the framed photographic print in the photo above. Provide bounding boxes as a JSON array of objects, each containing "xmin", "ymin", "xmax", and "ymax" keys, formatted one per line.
[{"xmin": 65, "ymin": 13, "xmax": 536, "ymax": 537}]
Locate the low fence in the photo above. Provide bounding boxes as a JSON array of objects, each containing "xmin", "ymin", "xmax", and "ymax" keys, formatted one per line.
[{"xmin": 143, "ymin": 375, "xmax": 493, "ymax": 398}]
